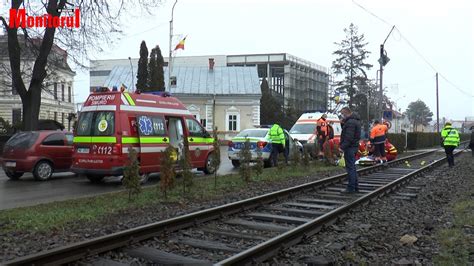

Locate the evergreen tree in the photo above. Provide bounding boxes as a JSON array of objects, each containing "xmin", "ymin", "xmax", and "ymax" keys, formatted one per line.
[
  {"xmin": 260, "ymin": 78, "xmax": 283, "ymax": 125},
  {"xmin": 238, "ymin": 139, "xmax": 252, "ymax": 183},
  {"xmin": 253, "ymin": 145, "xmax": 264, "ymax": 178},
  {"xmin": 155, "ymin": 45, "xmax": 165, "ymax": 91},
  {"xmin": 147, "ymin": 48, "xmax": 157, "ymax": 92},
  {"xmin": 147, "ymin": 45, "xmax": 165, "ymax": 91},
  {"xmin": 210, "ymin": 127, "xmax": 221, "ymax": 189},
  {"xmin": 290, "ymin": 146, "xmax": 301, "ymax": 170},
  {"xmin": 179, "ymin": 137, "xmax": 194, "ymax": 196},
  {"xmin": 332, "ymin": 23, "xmax": 373, "ymax": 109},
  {"xmin": 302, "ymin": 148, "xmax": 310, "ymax": 169},
  {"xmin": 159, "ymin": 145, "xmax": 176, "ymax": 198},
  {"xmin": 136, "ymin": 41, "xmax": 148, "ymax": 92},
  {"xmin": 122, "ymin": 147, "xmax": 142, "ymax": 201}
]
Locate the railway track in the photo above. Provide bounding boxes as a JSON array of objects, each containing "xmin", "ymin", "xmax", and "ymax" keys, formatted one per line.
[{"xmin": 5, "ymin": 143, "xmax": 468, "ymax": 265}]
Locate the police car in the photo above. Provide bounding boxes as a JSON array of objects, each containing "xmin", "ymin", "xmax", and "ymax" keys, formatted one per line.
[{"xmin": 227, "ymin": 126, "xmax": 302, "ymax": 167}]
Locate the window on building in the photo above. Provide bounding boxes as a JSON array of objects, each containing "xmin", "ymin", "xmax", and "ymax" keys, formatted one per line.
[
  {"xmin": 68, "ymin": 86, "xmax": 72, "ymax": 102},
  {"xmin": 61, "ymin": 84, "xmax": 65, "ymax": 101},
  {"xmin": 226, "ymin": 113, "xmax": 239, "ymax": 131},
  {"xmin": 12, "ymin": 109, "xmax": 21, "ymax": 124},
  {"xmin": 54, "ymin": 112, "xmax": 57, "ymax": 122},
  {"xmin": 200, "ymin": 119, "xmax": 207, "ymax": 128},
  {"xmin": 61, "ymin": 112, "xmax": 65, "ymax": 126},
  {"xmin": 53, "ymin": 83, "xmax": 58, "ymax": 100}
]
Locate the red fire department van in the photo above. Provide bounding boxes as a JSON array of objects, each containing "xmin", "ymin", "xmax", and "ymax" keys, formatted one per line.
[{"xmin": 72, "ymin": 89, "xmax": 215, "ymax": 183}]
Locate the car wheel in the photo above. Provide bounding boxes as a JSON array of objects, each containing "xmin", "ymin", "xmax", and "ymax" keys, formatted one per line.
[
  {"xmin": 86, "ymin": 174, "xmax": 105, "ymax": 183},
  {"xmin": 33, "ymin": 160, "xmax": 53, "ymax": 181},
  {"xmin": 203, "ymin": 153, "xmax": 216, "ymax": 174},
  {"xmin": 231, "ymin": 160, "xmax": 240, "ymax": 168},
  {"xmin": 4, "ymin": 169, "xmax": 23, "ymax": 180},
  {"xmin": 139, "ymin": 173, "xmax": 149, "ymax": 184},
  {"xmin": 264, "ymin": 159, "xmax": 274, "ymax": 168}
]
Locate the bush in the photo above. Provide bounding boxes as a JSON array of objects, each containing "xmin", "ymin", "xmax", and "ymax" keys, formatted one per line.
[
  {"xmin": 239, "ymin": 139, "xmax": 252, "ymax": 183},
  {"xmin": 210, "ymin": 127, "xmax": 221, "ymax": 189},
  {"xmin": 387, "ymin": 133, "xmax": 406, "ymax": 153},
  {"xmin": 406, "ymin": 132, "xmax": 441, "ymax": 150},
  {"xmin": 122, "ymin": 148, "xmax": 142, "ymax": 201},
  {"xmin": 179, "ymin": 138, "xmax": 193, "ymax": 196},
  {"xmin": 159, "ymin": 145, "xmax": 176, "ymax": 198},
  {"xmin": 253, "ymin": 147, "xmax": 264, "ymax": 177}
]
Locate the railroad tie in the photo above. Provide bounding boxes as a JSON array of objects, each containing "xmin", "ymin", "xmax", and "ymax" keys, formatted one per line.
[{"xmin": 126, "ymin": 246, "xmax": 211, "ymax": 265}]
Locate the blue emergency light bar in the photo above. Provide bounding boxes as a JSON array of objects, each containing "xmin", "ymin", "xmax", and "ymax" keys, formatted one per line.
[{"xmin": 142, "ymin": 91, "xmax": 172, "ymax": 97}]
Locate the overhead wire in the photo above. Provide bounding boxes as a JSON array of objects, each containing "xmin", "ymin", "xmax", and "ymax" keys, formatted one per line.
[{"xmin": 351, "ymin": 0, "xmax": 473, "ymax": 98}]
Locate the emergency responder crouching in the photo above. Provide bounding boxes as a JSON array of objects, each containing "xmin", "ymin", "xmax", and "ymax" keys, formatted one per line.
[
  {"xmin": 316, "ymin": 114, "xmax": 329, "ymax": 159},
  {"xmin": 269, "ymin": 123, "xmax": 285, "ymax": 166},
  {"xmin": 370, "ymin": 120, "xmax": 388, "ymax": 163},
  {"xmin": 441, "ymin": 122, "xmax": 460, "ymax": 167}
]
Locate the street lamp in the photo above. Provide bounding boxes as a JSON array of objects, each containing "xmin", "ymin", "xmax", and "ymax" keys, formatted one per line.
[
  {"xmin": 168, "ymin": 0, "xmax": 178, "ymax": 91},
  {"xmin": 378, "ymin": 25, "xmax": 395, "ymax": 120}
]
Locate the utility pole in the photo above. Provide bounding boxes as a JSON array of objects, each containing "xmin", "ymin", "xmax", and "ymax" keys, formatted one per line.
[
  {"xmin": 168, "ymin": 0, "xmax": 178, "ymax": 91},
  {"xmin": 436, "ymin": 72, "xmax": 440, "ymax": 133},
  {"xmin": 378, "ymin": 25, "xmax": 395, "ymax": 119}
]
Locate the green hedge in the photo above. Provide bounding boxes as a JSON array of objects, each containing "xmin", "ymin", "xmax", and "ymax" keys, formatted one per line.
[
  {"xmin": 387, "ymin": 133, "xmax": 406, "ymax": 153},
  {"xmin": 406, "ymin": 132, "xmax": 441, "ymax": 150},
  {"xmin": 387, "ymin": 132, "xmax": 470, "ymax": 152}
]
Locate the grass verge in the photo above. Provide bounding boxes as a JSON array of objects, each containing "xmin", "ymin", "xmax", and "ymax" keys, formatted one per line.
[
  {"xmin": 434, "ymin": 199, "xmax": 474, "ymax": 265},
  {"xmin": 0, "ymin": 162, "xmax": 337, "ymax": 233}
]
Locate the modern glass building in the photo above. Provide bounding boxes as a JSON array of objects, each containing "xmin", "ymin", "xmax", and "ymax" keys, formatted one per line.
[{"xmin": 226, "ymin": 53, "xmax": 329, "ymax": 112}]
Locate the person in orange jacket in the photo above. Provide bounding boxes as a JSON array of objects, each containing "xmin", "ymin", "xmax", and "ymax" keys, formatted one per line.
[
  {"xmin": 316, "ymin": 114, "xmax": 329, "ymax": 158},
  {"xmin": 370, "ymin": 120, "xmax": 389, "ymax": 162}
]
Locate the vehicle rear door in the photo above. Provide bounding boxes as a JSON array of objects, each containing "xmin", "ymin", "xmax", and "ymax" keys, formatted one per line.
[
  {"xmin": 136, "ymin": 114, "xmax": 169, "ymax": 172},
  {"xmin": 40, "ymin": 133, "xmax": 70, "ymax": 170}
]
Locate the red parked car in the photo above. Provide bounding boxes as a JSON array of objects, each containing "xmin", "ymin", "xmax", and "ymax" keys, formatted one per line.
[{"xmin": 1, "ymin": 131, "xmax": 74, "ymax": 181}]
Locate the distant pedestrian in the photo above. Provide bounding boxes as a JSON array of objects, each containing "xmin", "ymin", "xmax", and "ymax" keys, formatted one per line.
[
  {"xmin": 441, "ymin": 122, "xmax": 460, "ymax": 167},
  {"xmin": 269, "ymin": 123, "xmax": 285, "ymax": 166},
  {"xmin": 469, "ymin": 126, "xmax": 474, "ymax": 157},
  {"xmin": 370, "ymin": 120, "xmax": 388, "ymax": 163},
  {"xmin": 339, "ymin": 107, "xmax": 361, "ymax": 193}
]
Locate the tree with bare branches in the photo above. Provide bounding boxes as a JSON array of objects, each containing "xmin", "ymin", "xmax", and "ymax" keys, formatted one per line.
[{"xmin": 0, "ymin": 0, "xmax": 162, "ymax": 130}]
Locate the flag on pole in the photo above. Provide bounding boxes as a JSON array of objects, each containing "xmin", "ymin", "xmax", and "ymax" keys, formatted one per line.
[{"xmin": 174, "ymin": 36, "xmax": 186, "ymax": 51}]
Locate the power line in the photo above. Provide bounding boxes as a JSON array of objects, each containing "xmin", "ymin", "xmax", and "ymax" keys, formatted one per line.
[{"xmin": 352, "ymin": 0, "xmax": 473, "ymax": 98}]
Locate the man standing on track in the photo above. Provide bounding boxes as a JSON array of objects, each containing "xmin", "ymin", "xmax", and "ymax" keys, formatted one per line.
[
  {"xmin": 269, "ymin": 123, "xmax": 285, "ymax": 167},
  {"xmin": 441, "ymin": 122, "xmax": 460, "ymax": 167},
  {"xmin": 339, "ymin": 107, "xmax": 361, "ymax": 193},
  {"xmin": 370, "ymin": 120, "xmax": 389, "ymax": 163}
]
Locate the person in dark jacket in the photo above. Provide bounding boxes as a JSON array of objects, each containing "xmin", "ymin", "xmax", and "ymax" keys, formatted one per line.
[
  {"xmin": 339, "ymin": 107, "xmax": 361, "ymax": 193},
  {"xmin": 469, "ymin": 126, "xmax": 474, "ymax": 157}
]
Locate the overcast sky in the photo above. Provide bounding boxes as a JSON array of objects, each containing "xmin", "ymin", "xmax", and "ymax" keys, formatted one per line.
[{"xmin": 4, "ymin": 0, "xmax": 474, "ymax": 120}]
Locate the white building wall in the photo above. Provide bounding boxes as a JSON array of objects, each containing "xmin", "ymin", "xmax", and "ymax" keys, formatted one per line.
[{"xmin": 0, "ymin": 60, "xmax": 75, "ymax": 130}]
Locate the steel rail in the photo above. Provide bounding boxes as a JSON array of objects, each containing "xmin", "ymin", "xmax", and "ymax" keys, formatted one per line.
[
  {"xmin": 218, "ymin": 143, "xmax": 468, "ymax": 265},
  {"xmin": 5, "ymin": 144, "xmax": 466, "ymax": 266}
]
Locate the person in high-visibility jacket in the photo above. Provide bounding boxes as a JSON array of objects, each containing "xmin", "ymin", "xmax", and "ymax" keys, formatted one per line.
[
  {"xmin": 385, "ymin": 139, "xmax": 398, "ymax": 161},
  {"xmin": 441, "ymin": 122, "xmax": 460, "ymax": 167},
  {"xmin": 316, "ymin": 114, "xmax": 329, "ymax": 158},
  {"xmin": 370, "ymin": 120, "xmax": 388, "ymax": 162},
  {"xmin": 269, "ymin": 123, "xmax": 286, "ymax": 166}
]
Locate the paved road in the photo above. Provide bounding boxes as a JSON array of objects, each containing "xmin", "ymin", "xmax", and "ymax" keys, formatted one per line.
[{"xmin": 0, "ymin": 147, "xmax": 236, "ymax": 210}]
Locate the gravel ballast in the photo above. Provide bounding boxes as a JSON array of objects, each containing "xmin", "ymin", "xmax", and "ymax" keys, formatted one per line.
[
  {"xmin": 0, "ymin": 166, "xmax": 344, "ymax": 262},
  {"xmin": 274, "ymin": 153, "xmax": 474, "ymax": 265}
]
